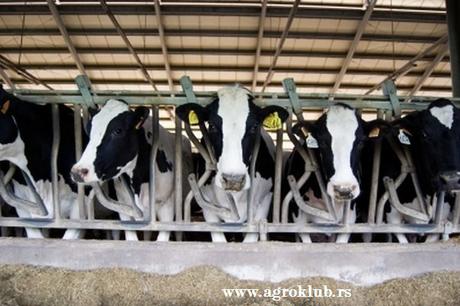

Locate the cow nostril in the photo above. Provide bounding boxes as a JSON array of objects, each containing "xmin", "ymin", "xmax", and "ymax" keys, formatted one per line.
[{"xmin": 80, "ymin": 168, "xmax": 89, "ymax": 176}]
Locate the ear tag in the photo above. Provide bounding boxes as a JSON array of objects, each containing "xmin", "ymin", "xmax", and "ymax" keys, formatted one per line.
[
  {"xmin": 188, "ymin": 110, "xmax": 199, "ymax": 125},
  {"xmin": 398, "ymin": 129, "xmax": 411, "ymax": 145},
  {"xmin": 368, "ymin": 127, "xmax": 380, "ymax": 138},
  {"xmin": 263, "ymin": 111, "xmax": 282, "ymax": 131},
  {"xmin": 306, "ymin": 133, "xmax": 319, "ymax": 148},
  {"xmin": 1, "ymin": 100, "xmax": 10, "ymax": 114}
]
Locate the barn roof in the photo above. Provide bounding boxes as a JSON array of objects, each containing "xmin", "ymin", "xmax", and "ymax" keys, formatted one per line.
[{"xmin": 0, "ymin": 0, "xmax": 451, "ymax": 99}]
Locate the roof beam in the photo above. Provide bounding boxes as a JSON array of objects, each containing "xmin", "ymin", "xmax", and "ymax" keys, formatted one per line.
[
  {"xmin": 0, "ymin": 78, "xmax": 452, "ymax": 92},
  {"xmin": 100, "ymin": 0, "xmax": 159, "ymax": 92},
  {"xmin": 0, "ymin": 47, "xmax": 450, "ymax": 62},
  {"xmin": 153, "ymin": 0, "xmax": 174, "ymax": 94},
  {"xmin": 46, "ymin": 0, "xmax": 92, "ymax": 88},
  {"xmin": 0, "ymin": 67, "xmax": 16, "ymax": 91},
  {"xmin": 251, "ymin": 0, "xmax": 267, "ymax": 92},
  {"xmin": 14, "ymin": 63, "xmax": 452, "ymax": 78},
  {"xmin": 404, "ymin": 44, "xmax": 449, "ymax": 102},
  {"xmin": 261, "ymin": 0, "xmax": 300, "ymax": 92},
  {"xmin": 0, "ymin": 28, "xmax": 443, "ymax": 44},
  {"xmin": 330, "ymin": 0, "xmax": 376, "ymax": 98},
  {"xmin": 365, "ymin": 34, "xmax": 448, "ymax": 95},
  {"xmin": 0, "ymin": 54, "xmax": 53, "ymax": 90},
  {"xmin": 0, "ymin": 4, "xmax": 446, "ymax": 24}
]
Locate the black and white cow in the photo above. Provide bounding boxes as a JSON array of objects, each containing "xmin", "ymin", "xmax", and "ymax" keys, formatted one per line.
[
  {"xmin": 285, "ymin": 103, "xmax": 385, "ymax": 243},
  {"xmin": 71, "ymin": 99, "xmax": 192, "ymax": 241},
  {"xmin": 381, "ymin": 98, "xmax": 460, "ymax": 243},
  {"xmin": 0, "ymin": 85, "xmax": 88, "ymax": 239},
  {"xmin": 176, "ymin": 85, "xmax": 288, "ymax": 242}
]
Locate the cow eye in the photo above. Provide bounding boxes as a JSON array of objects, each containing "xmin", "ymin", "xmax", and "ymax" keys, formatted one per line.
[
  {"xmin": 208, "ymin": 123, "xmax": 218, "ymax": 133},
  {"xmin": 112, "ymin": 128, "xmax": 123, "ymax": 136},
  {"xmin": 249, "ymin": 125, "xmax": 259, "ymax": 134}
]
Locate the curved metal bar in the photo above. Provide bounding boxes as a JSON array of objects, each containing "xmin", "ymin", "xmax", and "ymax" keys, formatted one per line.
[
  {"xmin": 3, "ymin": 163, "xmax": 16, "ymax": 185},
  {"xmin": 73, "ymin": 104, "xmax": 86, "ymax": 219},
  {"xmin": 287, "ymin": 175, "xmax": 335, "ymax": 221},
  {"xmin": 281, "ymin": 171, "xmax": 311, "ymax": 223},
  {"xmin": 184, "ymin": 169, "xmax": 213, "ymax": 221},
  {"xmin": 376, "ymin": 172, "xmax": 407, "ymax": 224},
  {"xmin": 188, "ymin": 174, "xmax": 238, "ymax": 220},
  {"xmin": 148, "ymin": 105, "xmax": 160, "ymax": 222},
  {"xmin": 20, "ymin": 169, "xmax": 47, "ymax": 213},
  {"xmin": 434, "ymin": 191, "xmax": 445, "ymax": 225},
  {"xmin": 92, "ymin": 183, "xmax": 142, "ymax": 219},
  {"xmin": 383, "ymin": 177, "xmax": 430, "ymax": 222},
  {"xmin": 0, "ymin": 171, "xmax": 48, "ymax": 216}
]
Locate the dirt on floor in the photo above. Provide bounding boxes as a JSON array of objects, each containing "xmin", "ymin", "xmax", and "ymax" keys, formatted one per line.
[{"xmin": 0, "ymin": 265, "xmax": 459, "ymax": 306}]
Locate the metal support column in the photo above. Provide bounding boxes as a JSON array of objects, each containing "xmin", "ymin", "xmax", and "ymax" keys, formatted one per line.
[{"xmin": 446, "ymin": 0, "xmax": 460, "ymax": 97}]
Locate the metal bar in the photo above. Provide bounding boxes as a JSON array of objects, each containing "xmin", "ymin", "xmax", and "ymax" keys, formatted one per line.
[
  {"xmin": 260, "ymin": 0, "xmax": 300, "ymax": 92},
  {"xmin": 0, "ymin": 47, "xmax": 452, "ymax": 63},
  {"xmin": 73, "ymin": 104, "xmax": 86, "ymax": 219},
  {"xmin": 75, "ymin": 75, "xmax": 96, "ymax": 109},
  {"xmin": 0, "ymin": 218, "xmax": 456, "ymax": 234},
  {"xmin": 92, "ymin": 183, "xmax": 142, "ymax": 218},
  {"xmin": 272, "ymin": 128, "xmax": 283, "ymax": 223},
  {"xmin": 174, "ymin": 116, "xmax": 183, "ymax": 240},
  {"xmin": 0, "ymin": 28, "xmax": 446, "ymax": 45},
  {"xmin": 0, "ymin": 54, "xmax": 53, "ymax": 90},
  {"xmin": 0, "ymin": 4, "xmax": 446, "ymax": 24},
  {"xmin": 251, "ymin": 0, "xmax": 268, "ymax": 92},
  {"xmin": 46, "ymin": 0, "xmax": 92, "ymax": 87},
  {"xmin": 453, "ymin": 193, "xmax": 460, "ymax": 226},
  {"xmin": 365, "ymin": 34, "xmax": 449, "ymax": 95},
  {"xmin": 404, "ymin": 44, "xmax": 449, "ymax": 102},
  {"xmin": 0, "ymin": 68, "xmax": 15, "ymax": 91},
  {"xmin": 153, "ymin": 0, "xmax": 174, "ymax": 94},
  {"xmin": 100, "ymin": 0, "xmax": 159, "ymax": 93},
  {"xmin": 330, "ymin": 0, "xmax": 376, "ymax": 98},
  {"xmin": 446, "ymin": 0, "xmax": 460, "ymax": 97},
  {"xmin": 149, "ymin": 105, "xmax": 160, "ymax": 223},
  {"xmin": 51, "ymin": 104, "xmax": 61, "ymax": 220},
  {"xmin": 247, "ymin": 130, "xmax": 261, "ymax": 224}
]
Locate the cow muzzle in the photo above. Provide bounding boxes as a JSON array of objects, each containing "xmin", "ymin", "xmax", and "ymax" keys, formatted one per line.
[
  {"xmin": 70, "ymin": 166, "xmax": 89, "ymax": 183},
  {"xmin": 332, "ymin": 185, "xmax": 357, "ymax": 201},
  {"xmin": 439, "ymin": 171, "xmax": 460, "ymax": 191},
  {"xmin": 221, "ymin": 173, "xmax": 246, "ymax": 191}
]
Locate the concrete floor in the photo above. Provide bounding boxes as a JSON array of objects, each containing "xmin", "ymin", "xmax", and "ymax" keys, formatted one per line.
[{"xmin": 0, "ymin": 238, "xmax": 459, "ymax": 286}]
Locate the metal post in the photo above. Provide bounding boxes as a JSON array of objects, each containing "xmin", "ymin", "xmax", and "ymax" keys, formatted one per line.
[
  {"xmin": 51, "ymin": 104, "xmax": 61, "ymax": 219},
  {"xmin": 149, "ymin": 105, "xmax": 160, "ymax": 223},
  {"xmin": 174, "ymin": 115, "xmax": 183, "ymax": 240},
  {"xmin": 446, "ymin": 0, "xmax": 460, "ymax": 97},
  {"xmin": 272, "ymin": 128, "xmax": 283, "ymax": 223},
  {"xmin": 73, "ymin": 104, "xmax": 86, "ymax": 219}
]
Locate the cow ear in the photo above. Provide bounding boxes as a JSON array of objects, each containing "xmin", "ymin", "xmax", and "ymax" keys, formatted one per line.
[
  {"xmin": 363, "ymin": 119, "xmax": 391, "ymax": 139},
  {"xmin": 259, "ymin": 105, "xmax": 289, "ymax": 131},
  {"xmin": 132, "ymin": 107, "xmax": 149, "ymax": 130},
  {"xmin": 1, "ymin": 99, "xmax": 10, "ymax": 114},
  {"xmin": 175, "ymin": 103, "xmax": 208, "ymax": 125}
]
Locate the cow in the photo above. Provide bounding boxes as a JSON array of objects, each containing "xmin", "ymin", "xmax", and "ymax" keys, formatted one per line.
[
  {"xmin": 0, "ymin": 85, "xmax": 88, "ymax": 239},
  {"xmin": 380, "ymin": 98, "xmax": 460, "ymax": 243},
  {"xmin": 284, "ymin": 103, "xmax": 386, "ymax": 243},
  {"xmin": 71, "ymin": 99, "xmax": 193, "ymax": 241},
  {"xmin": 175, "ymin": 85, "xmax": 288, "ymax": 242}
]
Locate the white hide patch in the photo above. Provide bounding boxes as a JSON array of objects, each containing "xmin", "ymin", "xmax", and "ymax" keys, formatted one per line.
[
  {"xmin": 325, "ymin": 105, "xmax": 360, "ymax": 199},
  {"xmin": 0, "ymin": 132, "xmax": 31, "ymax": 179},
  {"xmin": 73, "ymin": 99, "xmax": 129, "ymax": 183},
  {"xmin": 215, "ymin": 86, "xmax": 251, "ymax": 190},
  {"xmin": 429, "ymin": 105, "xmax": 454, "ymax": 129}
]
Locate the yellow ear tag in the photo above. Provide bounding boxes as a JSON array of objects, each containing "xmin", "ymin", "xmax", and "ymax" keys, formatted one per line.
[
  {"xmin": 188, "ymin": 110, "xmax": 199, "ymax": 125},
  {"xmin": 263, "ymin": 112, "xmax": 282, "ymax": 131},
  {"xmin": 368, "ymin": 127, "xmax": 380, "ymax": 138},
  {"xmin": 1, "ymin": 100, "xmax": 10, "ymax": 114}
]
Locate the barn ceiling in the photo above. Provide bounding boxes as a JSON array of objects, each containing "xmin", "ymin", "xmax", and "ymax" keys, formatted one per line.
[{"xmin": 0, "ymin": 0, "xmax": 452, "ymax": 98}]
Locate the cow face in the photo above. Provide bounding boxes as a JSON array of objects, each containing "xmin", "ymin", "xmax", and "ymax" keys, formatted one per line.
[
  {"xmin": 71, "ymin": 99, "xmax": 148, "ymax": 183},
  {"xmin": 295, "ymin": 103, "xmax": 385, "ymax": 201},
  {"xmin": 394, "ymin": 99, "xmax": 460, "ymax": 192},
  {"xmin": 176, "ymin": 85, "xmax": 288, "ymax": 192}
]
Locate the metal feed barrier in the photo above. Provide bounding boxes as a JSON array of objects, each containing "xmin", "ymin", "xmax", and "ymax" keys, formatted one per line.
[{"xmin": 0, "ymin": 75, "xmax": 459, "ymax": 241}]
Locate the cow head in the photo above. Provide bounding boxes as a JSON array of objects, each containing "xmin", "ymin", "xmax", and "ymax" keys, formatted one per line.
[
  {"xmin": 393, "ymin": 98, "xmax": 460, "ymax": 193},
  {"xmin": 71, "ymin": 99, "xmax": 148, "ymax": 183},
  {"xmin": 294, "ymin": 103, "xmax": 386, "ymax": 201},
  {"xmin": 176, "ymin": 85, "xmax": 288, "ymax": 192}
]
